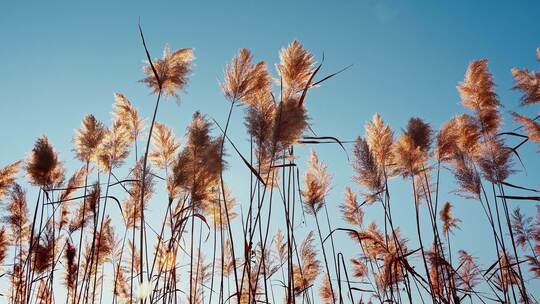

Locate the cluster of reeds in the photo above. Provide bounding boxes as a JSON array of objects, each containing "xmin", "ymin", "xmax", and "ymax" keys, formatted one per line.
[{"xmin": 0, "ymin": 28, "xmax": 539, "ymax": 304}]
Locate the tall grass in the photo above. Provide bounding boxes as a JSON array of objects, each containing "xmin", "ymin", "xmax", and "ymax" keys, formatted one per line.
[{"xmin": 0, "ymin": 31, "xmax": 539, "ymax": 304}]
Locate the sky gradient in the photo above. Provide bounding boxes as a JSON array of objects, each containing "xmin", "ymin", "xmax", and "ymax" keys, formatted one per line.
[{"xmin": 1, "ymin": 0, "xmax": 540, "ymax": 302}]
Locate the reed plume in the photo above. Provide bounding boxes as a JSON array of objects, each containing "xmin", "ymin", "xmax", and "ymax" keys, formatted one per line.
[
  {"xmin": 319, "ymin": 273, "xmax": 335, "ymax": 304},
  {"xmin": 113, "ymin": 93, "xmax": 145, "ymax": 144},
  {"xmin": 511, "ymin": 48, "xmax": 540, "ymax": 105},
  {"xmin": 272, "ymin": 97, "xmax": 308, "ymax": 152},
  {"xmin": 458, "ymin": 59, "xmax": 501, "ymax": 135},
  {"xmin": 277, "ymin": 40, "xmax": 315, "ymax": 95},
  {"xmin": 452, "ymin": 151, "xmax": 481, "ymax": 199},
  {"xmin": 365, "ymin": 113, "xmax": 394, "ymax": 167},
  {"xmin": 340, "ymin": 186, "xmax": 364, "ymax": 227},
  {"xmin": 477, "ymin": 138, "xmax": 513, "ymax": 183},
  {"xmin": 3, "ymin": 183, "xmax": 29, "ymax": 244},
  {"xmin": 391, "ymin": 118, "xmax": 432, "ymax": 177},
  {"xmin": 456, "ymin": 250, "xmax": 481, "ymax": 291},
  {"xmin": 64, "ymin": 240, "xmax": 77, "ymax": 292},
  {"xmin": 511, "ymin": 208, "xmax": 534, "ymax": 249},
  {"xmin": 350, "ymin": 257, "xmax": 368, "ymax": 279},
  {"xmin": 513, "ymin": 112, "xmax": 540, "ymax": 147},
  {"xmin": 302, "ymin": 149, "xmax": 331, "ymax": 215},
  {"xmin": 149, "ymin": 121, "xmax": 180, "ymax": 170},
  {"xmin": 96, "ymin": 120, "xmax": 131, "ymax": 172},
  {"xmin": 140, "ymin": 45, "xmax": 194, "ymax": 98},
  {"xmin": 222, "ymin": 48, "xmax": 272, "ymax": 104},
  {"xmin": 0, "ymin": 160, "xmax": 22, "ymax": 199},
  {"xmin": 74, "ymin": 114, "xmax": 106, "ymax": 162},
  {"xmin": 124, "ymin": 160, "xmax": 155, "ymax": 229},
  {"xmin": 352, "ymin": 136, "xmax": 383, "ymax": 203},
  {"xmin": 26, "ymin": 136, "xmax": 65, "ymax": 188},
  {"xmin": 205, "ymin": 186, "xmax": 237, "ymax": 229},
  {"xmin": 292, "ymin": 231, "xmax": 321, "ymax": 296},
  {"xmin": 171, "ymin": 112, "xmax": 225, "ymax": 207},
  {"xmin": 440, "ymin": 202, "xmax": 460, "ymax": 236},
  {"xmin": 58, "ymin": 166, "xmax": 86, "ymax": 203},
  {"xmin": 436, "ymin": 114, "xmax": 481, "ymax": 161},
  {"xmin": 32, "ymin": 226, "xmax": 55, "ymax": 274}
]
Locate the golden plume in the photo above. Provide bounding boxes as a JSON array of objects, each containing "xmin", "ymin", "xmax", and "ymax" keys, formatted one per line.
[
  {"xmin": 140, "ymin": 45, "xmax": 194, "ymax": 98},
  {"xmin": 510, "ymin": 208, "xmax": 534, "ymax": 249},
  {"xmin": 96, "ymin": 120, "xmax": 131, "ymax": 172},
  {"xmin": 340, "ymin": 187, "xmax": 364, "ymax": 227},
  {"xmin": 302, "ymin": 150, "xmax": 331, "ymax": 215},
  {"xmin": 113, "ymin": 93, "xmax": 145, "ymax": 144},
  {"xmin": 277, "ymin": 40, "xmax": 315, "ymax": 95},
  {"xmin": 458, "ymin": 59, "xmax": 501, "ymax": 134},
  {"xmin": 365, "ymin": 113, "xmax": 394, "ymax": 166},
  {"xmin": 452, "ymin": 151, "xmax": 481, "ymax": 199},
  {"xmin": 149, "ymin": 122, "xmax": 180, "ymax": 170},
  {"xmin": 74, "ymin": 114, "xmax": 106, "ymax": 162},
  {"xmin": 222, "ymin": 48, "xmax": 272, "ymax": 104}
]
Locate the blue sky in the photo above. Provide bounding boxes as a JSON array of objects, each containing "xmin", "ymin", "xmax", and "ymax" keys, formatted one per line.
[{"xmin": 1, "ymin": 0, "xmax": 540, "ymax": 302}]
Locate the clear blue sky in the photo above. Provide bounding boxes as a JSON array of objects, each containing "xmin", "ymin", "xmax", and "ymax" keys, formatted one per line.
[{"xmin": 1, "ymin": 0, "xmax": 540, "ymax": 302}]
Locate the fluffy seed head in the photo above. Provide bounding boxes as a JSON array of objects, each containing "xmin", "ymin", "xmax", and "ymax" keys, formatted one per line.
[
  {"xmin": 222, "ymin": 48, "xmax": 272, "ymax": 104},
  {"xmin": 74, "ymin": 115, "xmax": 106, "ymax": 162},
  {"xmin": 26, "ymin": 136, "xmax": 65, "ymax": 188},
  {"xmin": 302, "ymin": 150, "xmax": 331, "ymax": 215},
  {"xmin": 277, "ymin": 40, "xmax": 315, "ymax": 95},
  {"xmin": 365, "ymin": 113, "xmax": 394, "ymax": 166},
  {"xmin": 141, "ymin": 46, "xmax": 194, "ymax": 98}
]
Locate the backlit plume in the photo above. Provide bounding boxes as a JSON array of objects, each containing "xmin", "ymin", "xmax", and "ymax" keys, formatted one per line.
[
  {"xmin": 365, "ymin": 113, "xmax": 394, "ymax": 167},
  {"xmin": 277, "ymin": 40, "xmax": 315, "ymax": 95},
  {"xmin": 141, "ymin": 45, "xmax": 194, "ymax": 98},
  {"xmin": 222, "ymin": 48, "xmax": 271, "ymax": 104},
  {"xmin": 113, "ymin": 93, "xmax": 145, "ymax": 144},
  {"xmin": 96, "ymin": 120, "xmax": 131, "ymax": 172},
  {"xmin": 149, "ymin": 122, "xmax": 180, "ymax": 170},
  {"xmin": 458, "ymin": 59, "xmax": 501, "ymax": 135},
  {"xmin": 302, "ymin": 150, "xmax": 331, "ymax": 215},
  {"xmin": 172, "ymin": 112, "xmax": 224, "ymax": 206},
  {"xmin": 74, "ymin": 114, "xmax": 106, "ymax": 163}
]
